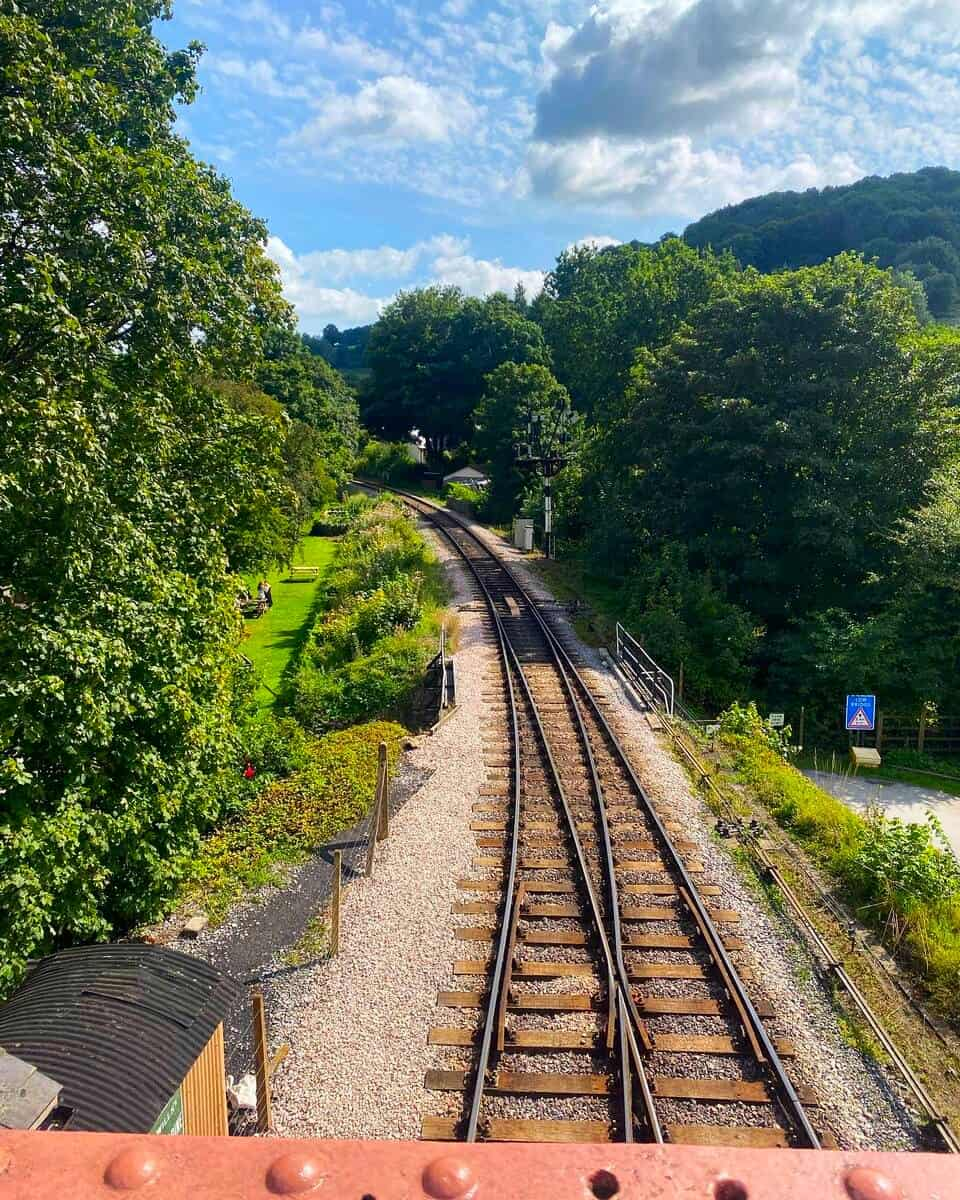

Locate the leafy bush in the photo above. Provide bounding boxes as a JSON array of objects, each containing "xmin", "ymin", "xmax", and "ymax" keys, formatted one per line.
[
  {"xmin": 852, "ymin": 810, "xmax": 960, "ymax": 920},
  {"xmin": 292, "ymin": 497, "xmax": 446, "ymax": 732},
  {"xmin": 181, "ymin": 721, "xmax": 405, "ymax": 921},
  {"xmin": 295, "ymin": 630, "xmax": 431, "ymax": 731},
  {"xmin": 723, "ymin": 724, "xmax": 960, "ymax": 1018},
  {"xmin": 357, "ymin": 439, "xmax": 418, "ymax": 484},
  {"xmin": 720, "ymin": 701, "xmax": 792, "ymax": 757},
  {"xmin": 445, "ymin": 480, "xmax": 486, "ymax": 503},
  {"xmin": 310, "ymin": 575, "xmax": 424, "ymax": 669}
]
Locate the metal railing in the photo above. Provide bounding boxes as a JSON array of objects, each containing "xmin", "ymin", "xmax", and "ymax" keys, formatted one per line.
[{"xmin": 615, "ymin": 623, "xmax": 675, "ymax": 716}]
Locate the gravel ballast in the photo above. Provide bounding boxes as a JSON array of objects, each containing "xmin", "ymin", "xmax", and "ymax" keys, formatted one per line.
[
  {"xmin": 452, "ymin": 513, "xmax": 921, "ymax": 1151},
  {"xmin": 210, "ymin": 500, "xmax": 922, "ymax": 1149},
  {"xmin": 270, "ymin": 526, "xmax": 491, "ymax": 1139}
]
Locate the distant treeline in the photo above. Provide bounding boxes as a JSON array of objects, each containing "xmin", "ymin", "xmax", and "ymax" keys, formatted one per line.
[
  {"xmin": 303, "ymin": 324, "xmax": 372, "ymax": 373},
  {"xmin": 684, "ymin": 166, "xmax": 960, "ymax": 321}
]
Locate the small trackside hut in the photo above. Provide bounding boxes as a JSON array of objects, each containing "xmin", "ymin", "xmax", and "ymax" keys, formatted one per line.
[{"xmin": 0, "ymin": 944, "xmax": 240, "ymax": 1135}]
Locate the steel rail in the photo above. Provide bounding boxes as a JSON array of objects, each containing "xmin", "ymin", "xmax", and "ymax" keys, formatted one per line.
[
  {"xmin": 658, "ymin": 710, "xmax": 960, "ymax": 1155},
  {"xmin": 361, "ymin": 481, "xmax": 820, "ymax": 1149},
  {"xmin": 454, "ymin": 549, "xmax": 522, "ymax": 1142},
  {"xmin": 521, "ymin": 571, "xmax": 823, "ymax": 1150},
  {"xmin": 418, "ymin": 507, "xmax": 627, "ymax": 1140}
]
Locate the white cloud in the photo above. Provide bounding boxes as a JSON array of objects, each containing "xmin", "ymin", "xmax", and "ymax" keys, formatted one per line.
[
  {"xmin": 295, "ymin": 27, "xmax": 404, "ymax": 75},
  {"xmin": 288, "ymin": 75, "xmax": 475, "ymax": 147},
  {"xmin": 524, "ymin": 136, "xmax": 864, "ymax": 218},
  {"xmin": 535, "ymin": 0, "xmax": 960, "ymax": 145},
  {"xmin": 566, "ymin": 235, "xmax": 623, "ymax": 252},
  {"xmin": 206, "ymin": 55, "xmax": 311, "ymax": 100},
  {"xmin": 432, "ymin": 243, "xmax": 546, "ymax": 298},
  {"xmin": 295, "ymin": 236, "xmax": 467, "ymax": 283},
  {"xmin": 266, "ymin": 236, "xmax": 388, "ymax": 329},
  {"xmin": 266, "ymin": 233, "xmax": 546, "ymax": 329},
  {"xmin": 536, "ymin": 0, "xmax": 821, "ymax": 144}
]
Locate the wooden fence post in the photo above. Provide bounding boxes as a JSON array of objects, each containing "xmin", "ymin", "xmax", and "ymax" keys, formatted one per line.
[
  {"xmin": 918, "ymin": 706, "xmax": 927, "ymax": 754},
  {"xmin": 365, "ymin": 743, "xmax": 389, "ymax": 876},
  {"xmin": 678, "ymin": 661, "xmax": 685, "ymax": 703},
  {"xmin": 798, "ymin": 705, "xmax": 806, "ymax": 754},
  {"xmin": 875, "ymin": 711, "xmax": 884, "ymax": 755},
  {"xmin": 252, "ymin": 989, "xmax": 272, "ymax": 1134},
  {"xmin": 376, "ymin": 741, "xmax": 389, "ymax": 842},
  {"xmin": 330, "ymin": 850, "xmax": 342, "ymax": 957}
]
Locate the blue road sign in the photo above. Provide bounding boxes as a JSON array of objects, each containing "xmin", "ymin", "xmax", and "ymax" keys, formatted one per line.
[{"xmin": 846, "ymin": 694, "xmax": 876, "ymax": 732}]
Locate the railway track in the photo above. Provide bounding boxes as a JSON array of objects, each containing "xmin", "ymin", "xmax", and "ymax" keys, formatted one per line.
[{"xmin": 361, "ymin": 483, "xmax": 826, "ymax": 1149}]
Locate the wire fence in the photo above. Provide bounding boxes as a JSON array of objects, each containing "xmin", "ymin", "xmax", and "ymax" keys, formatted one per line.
[{"xmin": 224, "ymin": 744, "xmax": 393, "ymax": 1136}]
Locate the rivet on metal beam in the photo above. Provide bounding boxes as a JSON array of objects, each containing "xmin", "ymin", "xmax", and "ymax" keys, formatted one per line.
[
  {"xmin": 266, "ymin": 1152, "xmax": 329, "ymax": 1195},
  {"xmin": 422, "ymin": 1155, "xmax": 479, "ymax": 1200},
  {"xmin": 844, "ymin": 1166, "xmax": 902, "ymax": 1200},
  {"xmin": 103, "ymin": 1145, "xmax": 162, "ymax": 1191},
  {"xmin": 714, "ymin": 1181, "xmax": 748, "ymax": 1200}
]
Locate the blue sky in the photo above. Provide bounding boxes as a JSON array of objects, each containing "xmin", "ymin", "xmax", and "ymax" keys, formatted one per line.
[{"xmin": 160, "ymin": 0, "xmax": 960, "ymax": 332}]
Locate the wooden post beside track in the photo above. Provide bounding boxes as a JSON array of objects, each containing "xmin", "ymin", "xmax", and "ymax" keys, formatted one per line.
[
  {"xmin": 252, "ymin": 989, "xmax": 272, "ymax": 1134},
  {"xmin": 366, "ymin": 742, "xmax": 389, "ymax": 875},
  {"xmin": 330, "ymin": 850, "xmax": 342, "ymax": 957},
  {"xmin": 376, "ymin": 741, "xmax": 389, "ymax": 842}
]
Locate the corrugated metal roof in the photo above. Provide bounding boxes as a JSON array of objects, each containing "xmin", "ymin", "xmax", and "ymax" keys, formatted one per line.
[{"xmin": 0, "ymin": 944, "xmax": 241, "ymax": 1133}]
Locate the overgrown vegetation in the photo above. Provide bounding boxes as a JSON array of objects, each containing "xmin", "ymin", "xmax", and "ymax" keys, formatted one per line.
[
  {"xmin": 293, "ymin": 498, "xmax": 446, "ymax": 731},
  {"xmin": 721, "ymin": 705, "xmax": 960, "ymax": 1018},
  {"xmin": 181, "ymin": 720, "xmax": 404, "ymax": 922}
]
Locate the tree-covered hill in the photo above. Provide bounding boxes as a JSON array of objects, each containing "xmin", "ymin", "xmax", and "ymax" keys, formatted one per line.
[{"xmin": 684, "ymin": 167, "xmax": 960, "ymax": 320}]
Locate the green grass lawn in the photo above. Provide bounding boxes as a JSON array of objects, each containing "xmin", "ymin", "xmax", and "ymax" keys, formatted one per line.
[{"xmin": 241, "ymin": 535, "xmax": 336, "ymax": 707}]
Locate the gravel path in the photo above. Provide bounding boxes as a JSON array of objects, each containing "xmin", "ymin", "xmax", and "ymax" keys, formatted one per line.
[{"xmin": 270, "ymin": 526, "xmax": 492, "ymax": 1139}]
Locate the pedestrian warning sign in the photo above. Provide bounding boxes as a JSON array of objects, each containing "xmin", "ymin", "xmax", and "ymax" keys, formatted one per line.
[{"xmin": 845, "ymin": 694, "xmax": 876, "ymax": 732}]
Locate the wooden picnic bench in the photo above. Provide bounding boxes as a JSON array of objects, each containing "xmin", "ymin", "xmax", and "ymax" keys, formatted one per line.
[
  {"xmin": 239, "ymin": 599, "xmax": 266, "ymax": 618},
  {"xmin": 288, "ymin": 566, "xmax": 320, "ymax": 580}
]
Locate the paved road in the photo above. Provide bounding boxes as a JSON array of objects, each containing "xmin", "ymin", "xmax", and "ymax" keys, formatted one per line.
[{"xmin": 804, "ymin": 769, "xmax": 960, "ymax": 859}]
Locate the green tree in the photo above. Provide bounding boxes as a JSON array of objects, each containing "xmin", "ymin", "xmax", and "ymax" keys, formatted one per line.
[
  {"xmin": 257, "ymin": 326, "xmax": 360, "ymax": 490},
  {"xmin": 610, "ymin": 257, "xmax": 954, "ymax": 636},
  {"xmin": 538, "ymin": 238, "xmax": 735, "ymax": 417},
  {"xmin": 0, "ymin": 0, "xmax": 295, "ymax": 989},
  {"xmin": 366, "ymin": 288, "xmax": 547, "ymax": 451},
  {"xmin": 580, "ymin": 255, "xmax": 960, "ymax": 717},
  {"xmin": 473, "ymin": 363, "xmax": 575, "ymax": 521}
]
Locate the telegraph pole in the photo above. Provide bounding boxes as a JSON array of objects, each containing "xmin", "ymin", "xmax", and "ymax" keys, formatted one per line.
[{"xmin": 514, "ymin": 404, "xmax": 573, "ymax": 560}]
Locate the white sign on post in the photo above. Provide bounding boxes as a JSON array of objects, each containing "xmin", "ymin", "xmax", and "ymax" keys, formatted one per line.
[{"xmin": 768, "ymin": 713, "xmax": 785, "ymax": 728}]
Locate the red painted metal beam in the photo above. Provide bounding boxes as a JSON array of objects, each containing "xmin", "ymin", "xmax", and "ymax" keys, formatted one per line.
[{"xmin": 0, "ymin": 1132, "xmax": 952, "ymax": 1199}]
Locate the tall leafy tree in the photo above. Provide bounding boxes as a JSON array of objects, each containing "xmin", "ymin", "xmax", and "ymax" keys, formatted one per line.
[
  {"xmin": 366, "ymin": 287, "xmax": 548, "ymax": 450},
  {"xmin": 601, "ymin": 255, "xmax": 957, "ymax": 647},
  {"xmin": 473, "ymin": 363, "xmax": 576, "ymax": 521},
  {"xmin": 257, "ymin": 326, "xmax": 360, "ymax": 491},
  {"xmin": 537, "ymin": 237, "xmax": 735, "ymax": 417},
  {"xmin": 0, "ymin": 0, "xmax": 295, "ymax": 988}
]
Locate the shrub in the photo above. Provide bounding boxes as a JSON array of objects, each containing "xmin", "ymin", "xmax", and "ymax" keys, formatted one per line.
[
  {"xmin": 291, "ymin": 497, "xmax": 445, "ymax": 731},
  {"xmin": 723, "ymin": 722, "xmax": 960, "ymax": 1019},
  {"xmin": 181, "ymin": 721, "xmax": 405, "ymax": 921},
  {"xmin": 720, "ymin": 701, "xmax": 792, "ymax": 757},
  {"xmin": 295, "ymin": 629, "xmax": 432, "ymax": 731},
  {"xmin": 311, "ymin": 575, "xmax": 424, "ymax": 669},
  {"xmin": 357, "ymin": 440, "xmax": 417, "ymax": 484},
  {"xmin": 445, "ymin": 480, "xmax": 486, "ymax": 504}
]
